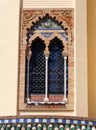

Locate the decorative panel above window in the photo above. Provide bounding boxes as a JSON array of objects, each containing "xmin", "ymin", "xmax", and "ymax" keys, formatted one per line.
[{"xmin": 18, "ymin": 9, "xmax": 74, "ymax": 112}]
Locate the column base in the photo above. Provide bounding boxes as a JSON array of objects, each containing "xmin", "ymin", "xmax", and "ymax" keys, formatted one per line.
[
  {"xmin": 44, "ymin": 98, "xmax": 49, "ymax": 103},
  {"xmin": 27, "ymin": 98, "xmax": 30, "ymax": 103},
  {"xmin": 63, "ymin": 97, "xmax": 68, "ymax": 102}
]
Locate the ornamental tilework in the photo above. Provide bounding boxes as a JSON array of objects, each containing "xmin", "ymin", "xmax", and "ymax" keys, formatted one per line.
[
  {"xmin": 34, "ymin": 18, "xmax": 63, "ymax": 30},
  {"xmin": 0, "ymin": 117, "xmax": 95, "ymax": 127}
]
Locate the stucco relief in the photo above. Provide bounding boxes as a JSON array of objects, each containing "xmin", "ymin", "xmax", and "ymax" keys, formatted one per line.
[{"xmin": 21, "ymin": 9, "xmax": 74, "ymax": 48}]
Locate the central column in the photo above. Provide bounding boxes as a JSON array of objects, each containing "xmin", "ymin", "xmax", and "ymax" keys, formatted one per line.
[
  {"xmin": 44, "ymin": 54, "xmax": 49, "ymax": 102},
  {"xmin": 44, "ymin": 42, "xmax": 50, "ymax": 103}
]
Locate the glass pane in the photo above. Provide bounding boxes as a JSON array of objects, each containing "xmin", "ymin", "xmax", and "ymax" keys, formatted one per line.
[
  {"xmin": 48, "ymin": 37, "xmax": 68, "ymax": 95},
  {"xmin": 25, "ymin": 37, "xmax": 45, "ymax": 95},
  {"xmin": 48, "ymin": 39, "xmax": 64, "ymax": 94}
]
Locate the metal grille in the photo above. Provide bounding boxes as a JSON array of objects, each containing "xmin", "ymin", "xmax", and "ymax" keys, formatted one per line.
[
  {"xmin": 48, "ymin": 37, "xmax": 68, "ymax": 95},
  {"xmin": 48, "ymin": 45, "xmax": 64, "ymax": 94},
  {"xmin": 25, "ymin": 37, "xmax": 46, "ymax": 95},
  {"xmin": 25, "ymin": 37, "xmax": 68, "ymax": 97},
  {"xmin": 29, "ymin": 50, "xmax": 45, "ymax": 94}
]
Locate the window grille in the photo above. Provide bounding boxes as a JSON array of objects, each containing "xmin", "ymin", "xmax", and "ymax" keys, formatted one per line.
[
  {"xmin": 25, "ymin": 37, "xmax": 46, "ymax": 97},
  {"xmin": 25, "ymin": 17, "xmax": 69, "ymax": 103},
  {"xmin": 48, "ymin": 38, "xmax": 64, "ymax": 94}
]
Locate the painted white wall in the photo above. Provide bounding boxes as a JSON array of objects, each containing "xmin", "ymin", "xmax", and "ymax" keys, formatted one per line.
[
  {"xmin": 0, "ymin": 0, "xmax": 88, "ymax": 117},
  {"xmin": 0, "ymin": 0, "xmax": 19, "ymax": 116},
  {"xmin": 23, "ymin": 0, "xmax": 74, "ymax": 8},
  {"xmin": 75, "ymin": 0, "xmax": 88, "ymax": 117}
]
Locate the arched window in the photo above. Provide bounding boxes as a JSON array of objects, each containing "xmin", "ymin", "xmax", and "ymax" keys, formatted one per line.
[
  {"xmin": 18, "ymin": 9, "xmax": 74, "ymax": 111},
  {"xmin": 25, "ymin": 37, "xmax": 46, "ymax": 100},
  {"xmin": 25, "ymin": 37, "xmax": 68, "ymax": 103},
  {"xmin": 25, "ymin": 15, "xmax": 69, "ymax": 104},
  {"xmin": 48, "ymin": 37, "xmax": 64, "ymax": 94}
]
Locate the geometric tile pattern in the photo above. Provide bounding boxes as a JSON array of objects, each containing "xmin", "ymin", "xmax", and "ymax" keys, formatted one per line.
[{"xmin": 0, "ymin": 117, "xmax": 96, "ymax": 126}]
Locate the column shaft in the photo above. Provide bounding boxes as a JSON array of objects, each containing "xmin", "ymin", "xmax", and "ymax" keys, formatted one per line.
[
  {"xmin": 63, "ymin": 56, "xmax": 67, "ymax": 101},
  {"xmin": 44, "ymin": 56, "xmax": 49, "ymax": 102}
]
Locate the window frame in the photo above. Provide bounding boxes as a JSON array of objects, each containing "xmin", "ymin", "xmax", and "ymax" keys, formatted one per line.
[{"xmin": 18, "ymin": 9, "xmax": 74, "ymax": 111}]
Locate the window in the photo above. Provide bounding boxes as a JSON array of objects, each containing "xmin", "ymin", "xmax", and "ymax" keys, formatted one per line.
[
  {"xmin": 19, "ymin": 9, "xmax": 74, "ymax": 111},
  {"xmin": 25, "ymin": 15, "xmax": 69, "ymax": 104},
  {"xmin": 26, "ymin": 37, "xmax": 46, "ymax": 95},
  {"xmin": 48, "ymin": 37, "xmax": 68, "ymax": 95}
]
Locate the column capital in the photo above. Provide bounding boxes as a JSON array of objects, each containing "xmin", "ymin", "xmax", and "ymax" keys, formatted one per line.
[
  {"xmin": 44, "ymin": 53, "xmax": 50, "ymax": 58},
  {"xmin": 62, "ymin": 53, "xmax": 68, "ymax": 58},
  {"xmin": 44, "ymin": 40, "xmax": 50, "ymax": 57},
  {"xmin": 64, "ymin": 56, "xmax": 67, "ymax": 60},
  {"xmin": 28, "ymin": 49, "xmax": 32, "ymax": 56},
  {"xmin": 27, "ymin": 50, "xmax": 32, "ymax": 59},
  {"xmin": 44, "ymin": 48, "xmax": 50, "ymax": 58},
  {"xmin": 26, "ymin": 44, "xmax": 32, "ymax": 59}
]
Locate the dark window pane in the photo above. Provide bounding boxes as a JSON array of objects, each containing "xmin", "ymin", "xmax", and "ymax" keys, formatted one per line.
[
  {"xmin": 25, "ymin": 37, "xmax": 45, "ymax": 95},
  {"xmin": 48, "ymin": 37, "xmax": 68, "ymax": 95}
]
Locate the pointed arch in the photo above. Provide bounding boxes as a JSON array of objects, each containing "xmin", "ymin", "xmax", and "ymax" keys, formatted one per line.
[
  {"xmin": 26, "ymin": 13, "xmax": 68, "ymax": 42},
  {"xmin": 48, "ymin": 37, "xmax": 68, "ymax": 95},
  {"xmin": 27, "ymin": 13, "xmax": 65, "ymax": 32},
  {"xmin": 25, "ymin": 37, "xmax": 46, "ymax": 96},
  {"xmin": 28, "ymin": 33, "xmax": 46, "ymax": 45},
  {"xmin": 48, "ymin": 37, "xmax": 64, "ymax": 94}
]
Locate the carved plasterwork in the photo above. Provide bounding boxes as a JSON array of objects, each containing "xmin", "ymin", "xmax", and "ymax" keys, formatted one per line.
[
  {"xmin": 23, "ymin": 10, "xmax": 73, "ymax": 28},
  {"xmin": 21, "ymin": 9, "xmax": 74, "ymax": 51}
]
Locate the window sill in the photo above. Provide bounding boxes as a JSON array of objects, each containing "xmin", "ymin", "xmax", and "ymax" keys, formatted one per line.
[{"xmin": 26, "ymin": 100, "xmax": 68, "ymax": 106}]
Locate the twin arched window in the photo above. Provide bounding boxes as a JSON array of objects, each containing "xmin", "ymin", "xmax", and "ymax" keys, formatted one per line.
[
  {"xmin": 25, "ymin": 37, "xmax": 68, "ymax": 103},
  {"xmin": 25, "ymin": 14, "xmax": 69, "ymax": 104}
]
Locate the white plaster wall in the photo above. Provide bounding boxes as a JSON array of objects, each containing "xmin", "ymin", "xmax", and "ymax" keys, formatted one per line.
[
  {"xmin": 0, "ymin": 0, "xmax": 88, "ymax": 117},
  {"xmin": 0, "ymin": 0, "xmax": 19, "ymax": 116},
  {"xmin": 23, "ymin": 0, "xmax": 74, "ymax": 8},
  {"xmin": 75, "ymin": 0, "xmax": 88, "ymax": 117}
]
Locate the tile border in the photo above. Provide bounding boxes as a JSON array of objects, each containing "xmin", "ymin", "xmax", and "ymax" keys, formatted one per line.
[{"xmin": 0, "ymin": 116, "xmax": 96, "ymax": 126}]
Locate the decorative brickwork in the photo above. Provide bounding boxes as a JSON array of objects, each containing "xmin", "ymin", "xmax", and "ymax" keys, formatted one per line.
[{"xmin": 18, "ymin": 9, "xmax": 74, "ymax": 112}]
